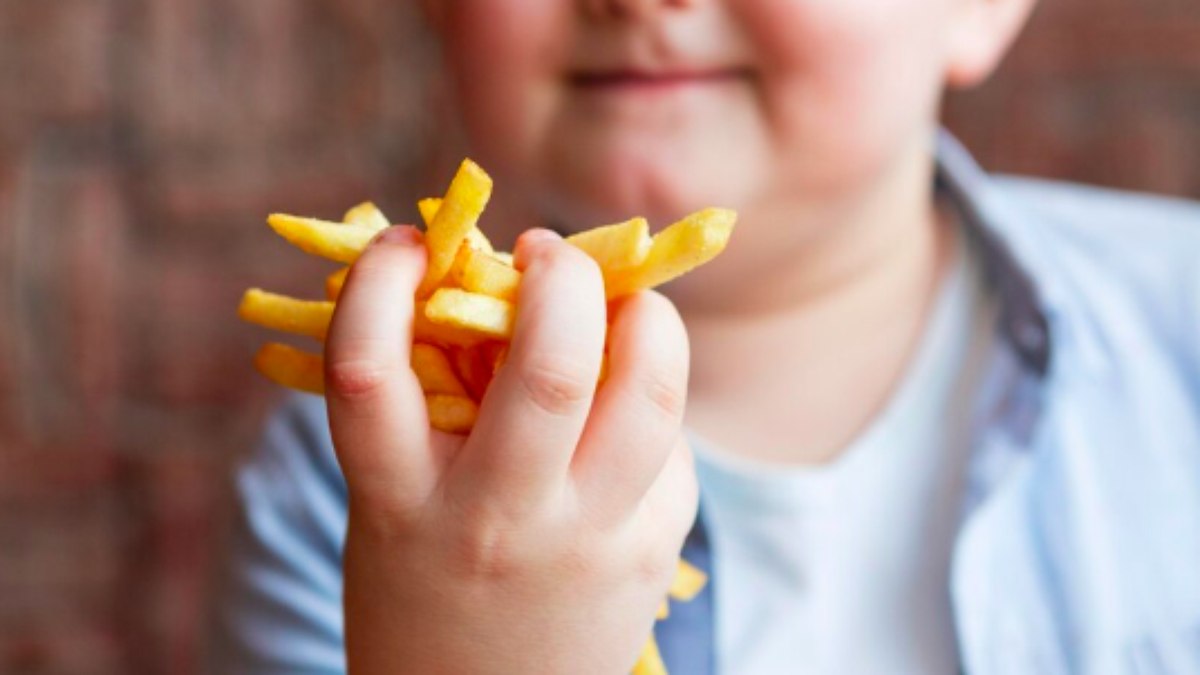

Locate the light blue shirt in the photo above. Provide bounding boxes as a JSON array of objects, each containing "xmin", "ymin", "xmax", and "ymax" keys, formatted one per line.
[{"xmin": 209, "ymin": 133, "xmax": 1200, "ymax": 674}]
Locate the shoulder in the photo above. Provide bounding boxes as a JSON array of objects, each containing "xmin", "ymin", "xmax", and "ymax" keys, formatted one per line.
[
  {"xmin": 983, "ymin": 177, "xmax": 1200, "ymax": 380},
  {"xmin": 958, "ymin": 180, "xmax": 1200, "ymax": 660},
  {"xmin": 992, "ymin": 176, "xmax": 1200, "ymax": 237},
  {"xmin": 232, "ymin": 393, "xmax": 347, "ymax": 562},
  {"xmin": 988, "ymin": 176, "xmax": 1200, "ymax": 292},
  {"xmin": 208, "ymin": 394, "xmax": 347, "ymax": 671},
  {"xmin": 245, "ymin": 393, "xmax": 345, "ymax": 503}
]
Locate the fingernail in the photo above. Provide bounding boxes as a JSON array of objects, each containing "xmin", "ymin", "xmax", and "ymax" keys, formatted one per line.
[
  {"xmin": 518, "ymin": 228, "xmax": 561, "ymax": 246},
  {"xmin": 374, "ymin": 225, "xmax": 422, "ymax": 247},
  {"xmin": 513, "ymin": 228, "xmax": 560, "ymax": 269}
]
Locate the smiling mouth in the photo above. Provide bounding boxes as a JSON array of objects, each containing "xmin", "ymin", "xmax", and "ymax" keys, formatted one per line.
[{"xmin": 568, "ymin": 68, "xmax": 750, "ymax": 92}]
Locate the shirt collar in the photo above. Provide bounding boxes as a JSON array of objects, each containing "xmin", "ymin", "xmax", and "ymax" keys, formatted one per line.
[{"xmin": 935, "ymin": 130, "xmax": 1053, "ymax": 378}]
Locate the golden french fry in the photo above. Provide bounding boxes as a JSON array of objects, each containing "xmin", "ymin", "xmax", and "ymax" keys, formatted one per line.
[
  {"xmin": 492, "ymin": 251, "xmax": 514, "ymax": 266},
  {"xmin": 466, "ymin": 228, "xmax": 495, "ymax": 253},
  {"xmin": 413, "ymin": 301, "xmax": 488, "ymax": 348},
  {"xmin": 417, "ymin": 161, "xmax": 493, "ymax": 296},
  {"xmin": 254, "ymin": 343, "xmax": 324, "ymax": 394},
  {"xmin": 451, "ymin": 246, "xmax": 521, "ymax": 302},
  {"xmin": 417, "ymin": 197, "xmax": 442, "ymax": 227},
  {"xmin": 448, "ymin": 346, "xmax": 493, "ymax": 402},
  {"xmin": 326, "ymin": 267, "xmax": 349, "ymax": 301},
  {"xmin": 424, "ymin": 288, "xmax": 515, "ymax": 341},
  {"xmin": 342, "ymin": 201, "xmax": 390, "ymax": 233},
  {"xmin": 267, "ymin": 213, "xmax": 376, "ymax": 264},
  {"xmin": 426, "ymin": 394, "xmax": 479, "ymax": 434},
  {"xmin": 484, "ymin": 342, "xmax": 508, "ymax": 375},
  {"xmin": 632, "ymin": 637, "xmax": 667, "ymax": 675},
  {"xmin": 238, "ymin": 289, "xmax": 334, "ymax": 340},
  {"xmin": 606, "ymin": 208, "xmax": 736, "ymax": 299},
  {"xmin": 656, "ymin": 600, "xmax": 669, "ymax": 620},
  {"xmin": 421, "ymin": 197, "xmax": 493, "ymax": 253},
  {"xmin": 668, "ymin": 559, "xmax": 707, "ymax": 602},
  {"xmin": 411, "ymin": 343, "xmax": 468, "ymax": 396},
  {"xmin": 566, "ymin": 217, "xmax": 651, "ymax": 276}
]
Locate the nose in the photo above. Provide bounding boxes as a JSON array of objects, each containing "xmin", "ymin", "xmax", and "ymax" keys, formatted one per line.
[{"xmin": 581, "ymin": 0, "xmax": 695, "ymax": 21}]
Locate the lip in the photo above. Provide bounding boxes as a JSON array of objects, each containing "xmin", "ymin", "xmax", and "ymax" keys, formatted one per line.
[{"xmin": 568, "ymin": 67, "xmax": 750, "ymax": 92}]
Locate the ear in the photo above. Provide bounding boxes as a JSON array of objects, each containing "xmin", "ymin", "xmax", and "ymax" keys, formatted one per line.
[{"xmin": 945, "ymin": 0, "xmax": 1038, "ymax": 89}]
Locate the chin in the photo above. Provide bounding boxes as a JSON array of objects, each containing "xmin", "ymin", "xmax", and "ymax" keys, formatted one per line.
[{"xmin": 542, "ymin": 147, "xmax": 751, "ymax": 230}]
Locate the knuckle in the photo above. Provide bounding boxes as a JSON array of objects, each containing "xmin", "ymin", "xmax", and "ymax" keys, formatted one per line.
[
  {"xmin": 347, "ymin": 494, "xmax": 421, "ymax": 545},
  {"xmin": 449, "ymin": 521, "xmax": 523, "ymax": 582},
  {"xmin": 518, "ymin": 355, "xmax": 594, "ymax": 416},
  {"xmin": 637, "ymin": 365, "xmax": 687, "ymax": 421},
  {"xmin": 633, "ymin": 542, "xmax": 679, "ymax": 590},
  {"xmin": 553, "ymin": 539, "xmax": 601, "ymax": 583},
  {"xmin": 325, "ymin": 357, "xmax": 393, "ymax": 400}
]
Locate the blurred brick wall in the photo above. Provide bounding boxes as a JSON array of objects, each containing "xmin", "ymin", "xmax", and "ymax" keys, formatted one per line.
[
  {"xmin": 944, "ymin": 0, "xmax": 1200, "ymax": 196},
  {"xmin": 0, "ymin": 1, "xmax": 439, "ymax": 672},
  {"xmin": 0, "ymin": 0, "xmax": 1197, "ymax": 673}
]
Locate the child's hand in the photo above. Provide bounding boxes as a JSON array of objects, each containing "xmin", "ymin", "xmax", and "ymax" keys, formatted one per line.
[{"xmin": 325, "ymin": 225, "xmax": 699, "ymax": 674}]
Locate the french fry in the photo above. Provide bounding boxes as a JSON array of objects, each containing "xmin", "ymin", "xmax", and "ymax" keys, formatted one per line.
[
  {"xmin": 411, "ymin": 343, "xmax": 468, "ymax": 396},
  {"xmin": 605, "ymin": 208, "xmax": 736, "ymax": 299},
  {"xmin": 567, "ymin": 217, "xmax": 651, "ymax": 276},
  {"xmin": 656, "ymin": 600, "xmax": 670, "ymax": 620},
  {"xmin": 254, "ymin": 343, "xmax": 324, "ymax": 394},
  {"xmin": 414, "ymin": 301, "xmax": 488, "ymax": 348},
  {"xmin": 342, "ymin": 201, "xmax": 390, "ymax": 233},
  {"xmin": 239, "ymin": 289, "xmax": 334, "ymax": 340},
  {"xmin": 420, "ymin": 196, "xmax": 493, "ymax": 253},
  {"xmin": 466, "ymin": 228, "xmax": 495, "ymax": 253},
  {"xmin": 449, "ymin": 346, "xmax": 493, "ymax": 402},
  {"xmin": 267, "ymin": 213, "xmax": 376, "ymax": 264},
  {"xmin": 668, "ymin": 559, "xmax": 707, "ymax": 602},
  {"xmin": 425, "ymin": 394, "xmax": 479, "ymax": 434},
  {"xmin": 492, "ymin": 251, "xmax": 514, "ymax": 266},
  {"xmin": 417, "ymin": 197, "xmax": 441, "ymax": 228},
  {"xmin": 326, "ymin": 267, "xmax": 349, "ymax": 301},
  {"xmin": 632, "ymin": 637, "xmax": 668, "ymax": 675},
  {"xmin": 483, "ymin": 342, "xmax": 508, "ymax": 375},
  {"xmin": 417, "ymin": 160, "xmax": 493, "ymax": 296},
  {"xmin": 450, "ymin": 246, "xmax": 521, "ymax": 302},
  {"xmin": 424, "ymin": 288, "xmax": 515, "ymax": 341}
]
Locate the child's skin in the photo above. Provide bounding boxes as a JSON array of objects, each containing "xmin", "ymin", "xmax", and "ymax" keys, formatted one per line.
[{"xmin": 327, "ymin": 0, "xmax": 1035, "ymax": 672}]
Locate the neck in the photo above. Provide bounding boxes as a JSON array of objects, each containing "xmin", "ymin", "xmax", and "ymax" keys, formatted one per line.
[{"xmin": 680, "ymin": 138, "xmax": 954, "ymax": 464}]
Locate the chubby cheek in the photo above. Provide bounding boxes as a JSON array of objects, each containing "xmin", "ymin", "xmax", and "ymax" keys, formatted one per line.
[
  {"xmin": 443, "ymin": 2, "xmax": 566, "ymax": 181},
  {"xmin": 736, "ymin": 0, "xmax": 952, "ymax": 194}
]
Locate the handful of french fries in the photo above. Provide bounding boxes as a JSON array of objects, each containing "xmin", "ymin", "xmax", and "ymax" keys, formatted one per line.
[{"xmin": 238, "ymin": 159, "xmax": 729, "ymax": 674}]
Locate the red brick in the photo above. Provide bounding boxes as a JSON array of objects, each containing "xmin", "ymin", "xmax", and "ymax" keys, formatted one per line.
[{"xmin": 0, "ymin": 0, "xmax": 112, "ymax": 146}]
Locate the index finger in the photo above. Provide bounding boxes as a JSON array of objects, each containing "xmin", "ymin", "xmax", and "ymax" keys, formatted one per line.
[{"xmin": 324, "ymin": 225, "xmax": 435, "ymax": 511}]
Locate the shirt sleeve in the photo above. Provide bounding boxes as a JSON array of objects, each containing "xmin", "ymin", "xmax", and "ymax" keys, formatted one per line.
[{"xmin": 208, "ymin": 394, "xmax": 348, "ymax": 674}]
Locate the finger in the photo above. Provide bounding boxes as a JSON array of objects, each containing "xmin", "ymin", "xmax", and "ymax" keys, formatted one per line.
[
  {"xmin": 639, "ymin": 436, "xmax": 700, "ymax": 551},
  {"xmin": 572, "ymin": 291, "xmax": 690, "ymax": 517},
  {"xmin": 325, "ymin": 225, "xmax": 434, "ymax": 509},
  {"xmin": 448, "ymin": 231, "xmax": 607, "ymax": 508}
]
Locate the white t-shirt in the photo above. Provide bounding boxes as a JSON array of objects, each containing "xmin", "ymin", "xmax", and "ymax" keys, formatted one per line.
[{"xmin": 692, "ymin": 242, "xmax": 994, "ymax": 675}]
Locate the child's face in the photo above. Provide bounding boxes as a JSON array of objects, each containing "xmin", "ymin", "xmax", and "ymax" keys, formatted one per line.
[{"xmin": 433, "ymin": 0, "xmax": 1026, "ymax": 251}]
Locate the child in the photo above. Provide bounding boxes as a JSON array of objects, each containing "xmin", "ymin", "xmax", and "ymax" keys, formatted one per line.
[{"xmin": 212, "ymin": 1, "xmax": 1200, "ymax": 673}]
